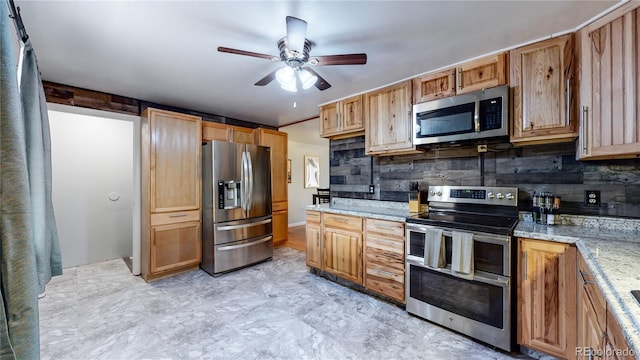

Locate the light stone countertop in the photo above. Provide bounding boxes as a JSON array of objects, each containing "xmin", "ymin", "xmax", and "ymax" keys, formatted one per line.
[
  {"xmin": 515, "ymin": 218, "xmax": 640, "ymax": 356},
  {"xmin": 305, "ymin": 197, "xmax": 418, "ymax": 222}
]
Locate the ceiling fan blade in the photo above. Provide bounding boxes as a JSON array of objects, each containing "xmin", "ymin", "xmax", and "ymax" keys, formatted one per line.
[
  {"xmin": 218, "ymin": 46, "xmax": 277, "ymax": 61},
  {"xmin": 254, "ymin": 69, "xmax": 279, "ymax": 86},
  {"xmin": 286, "ymin": 16, "xmax": 307, "ymax": 54},
  {"xmin": 312, "ymin": 54, "xmax": 367, "ymax": 66},
  {"xmin": 303, "ymin": 68, "xmax": 331, "ymax": 91}
]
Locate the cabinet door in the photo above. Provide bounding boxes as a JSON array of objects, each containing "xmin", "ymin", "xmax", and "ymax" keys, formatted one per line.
[
  {"xmin": 150, "ymin": 110, "xmax": 201, "ymax": 213},
  {"xmin": 320, "ymin": 102, "xmax": 339, "ymax": 137},
  {"xmin": 272, "ymin": 209, "xmax": 288, "ymax": 246},
  {"xmin": 255, "ymin": 129, "xmax": 288, "ymax": 204},
  {"xmin": 202, "ymin": 121, "xmax": 231, "ymax": 142},
  {"xmin": 150, "ymin": 221, "xmax": 201, "ymax": 274},
  {"xmin": 305, "ymin": 220, "xmax": 322, "ymax": 269},
  {"xmin": 579, "ymin": 5, "xmax": 640, "ymax": 159},
  {"xmin": 518, "ymin": 238, "xmax": 577, "ymax": 359},
  {"xmin": 577, "ymin": 282, "xmax": 605, "ymax": 359},
  {"xmin": 231, "ymin": 126, "xmax": 255, "ymax": 144},
  {"xmin": 412, "ymin": 68, "xmax": 457, "ymax": 103},
  {"xmin": 605, "ymin": 308, "xmax": 635, "ymax": 360},
  {"xmin": 323, "ymin": 228, "xmax": 363, "ymax": 285},
  {"xmin": 457, "ymin": 53, "xmax": 508, "ymax": 94},
  {"xmin": 511, "ymin": 34, "xmax": 577, "ymax": 145},
  {"xmin": 365, "ymin": 81, "xmax": 415, "ymax": 154},
  {"xmin": 340, "ymin": 95, "xmax": 364, "ymax": 133}
]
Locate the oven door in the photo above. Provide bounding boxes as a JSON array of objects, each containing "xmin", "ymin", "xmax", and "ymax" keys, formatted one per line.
[
  {"xmin": 406, "ymin": 259, "xmax": 512, "ymax": 351},
  {"xmin": 406, "ymin": 223, "xmax": 511, "ymax": 277}
]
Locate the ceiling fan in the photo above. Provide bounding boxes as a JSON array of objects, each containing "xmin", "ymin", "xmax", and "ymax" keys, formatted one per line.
[{"xmin": 218, "ymin": 16, "xmax": 367, "ymax": 92}]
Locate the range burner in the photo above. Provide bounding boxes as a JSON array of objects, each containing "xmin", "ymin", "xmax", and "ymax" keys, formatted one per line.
[{"xmin": 406, "ymin": 185, "xmax": 519, "ymax": 235}]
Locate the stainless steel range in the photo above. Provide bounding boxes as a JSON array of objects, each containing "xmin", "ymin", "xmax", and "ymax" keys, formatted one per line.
[{"xmin": 405, "ymin": 185, "xmax": 519, "ymax": 352}]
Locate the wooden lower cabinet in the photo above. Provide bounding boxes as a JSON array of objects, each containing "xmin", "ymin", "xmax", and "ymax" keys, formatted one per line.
[
  {"xmin": 320, "ymin": 213, "xmax": 363, "ymax": 285},
  {"xmin": 518, "ymin": 238, "xmax": 577, "ymax": 359},
  {"xmin": 150, "ymin": 221, "xmax": 201, "ymax": 274},
  {"xmin": 305, "ymin": 218, "xmax": 322, "ymax": 269},
  {"xmin": 364, "ymin": 219, "xmax": 405, "ymax": 302},
  {"xmin": 272, "ymin": 209, "xmax": 288, "ymax": 246}
]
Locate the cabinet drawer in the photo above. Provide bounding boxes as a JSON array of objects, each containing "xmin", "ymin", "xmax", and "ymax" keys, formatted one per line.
[
  {"xmin": 324, "ymin": 213, "xmax": 362, "ymax": 232},
  {"xmin": 365, "ymin": 234, "xmax": 404, "ymax": 257},
  {"xmin": 365, "ymin": 265, "xmax": 405, "ymax": 302},
  {"xmin": 273, "ymin": 201, "xmax": 288, "ymax": 212},
  {"xmin": 366, "ymin": 219, "xmax": 404, "ymax": 239},
  {"xmin": 151, "ymin": 210, "xmax": 200, "ymax": 226},
  {"xmin": 306, "ymin": 210, "xmax": 321, "ymax": 223}
]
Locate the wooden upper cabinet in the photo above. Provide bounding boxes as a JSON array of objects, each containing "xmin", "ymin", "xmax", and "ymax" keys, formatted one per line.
[
  {"xmin": 510, "ymin": 34, "xmax": 577, "ymax": 146},
  {"xmin": 202, "ymin": 121, "xmax": 231, "ymax": 142},
  {"xmin": 320, "ymin": 95, "xmax": 364, "ymax": 139},
  {"xmin": 412, "ymin": 53, "xmax": 507, "ymax": 105},
  {"xmin": 578, "ymin": 3, "xmax": 640, "ymax": 160},
  {"xmin": 202, "ymin": 122, "xmax": 254, "ymax": 144},
  {"xmin": 148, "ymin": 109, "xmax": 201, "ymax": 213},
  {"xmin": 365, "ymin": 81, "xmax": 420, "ymax": 155},
  {"xmin": 413, "ymin": 68, "xmax": 457, "ymax": 104},
  {"xmin": 518, "ymin": 238, "xmax": 577, "ymax": 359},
  {"xmin": 320, "ymin": 102, "xmax": 339, "ymax": 136},
  {"xmin": 457, "ymin": 53, "xmax": 508, "ymax": 94},
  {"xmin": 230, "ymin": 125, "xmax": 254, "ymax": 144}
]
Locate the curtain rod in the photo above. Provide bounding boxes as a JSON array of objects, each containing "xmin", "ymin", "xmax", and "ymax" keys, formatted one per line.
[{"xmin": 6, "ymin": 0, "xmax": 29, "ymax": 43}]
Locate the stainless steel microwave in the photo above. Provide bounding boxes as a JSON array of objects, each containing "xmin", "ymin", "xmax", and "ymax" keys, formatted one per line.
[{"xmin": 413, "ymin": 85, "xmax": 509, "ymax": 146}]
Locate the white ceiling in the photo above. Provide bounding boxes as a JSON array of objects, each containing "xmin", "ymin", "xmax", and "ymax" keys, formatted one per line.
[{"xmin": 16, "ymin": 1, "xmax": 620, "ymax": 128}]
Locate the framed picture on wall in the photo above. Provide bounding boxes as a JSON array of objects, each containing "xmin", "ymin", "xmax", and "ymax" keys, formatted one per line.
[
  {"xmin": 287, "ymin": 159, "xmax": 291, "ymax": 183},
  {"xmin": 304, "ymin": 155, "xmax": 320, "ymax": 188}
]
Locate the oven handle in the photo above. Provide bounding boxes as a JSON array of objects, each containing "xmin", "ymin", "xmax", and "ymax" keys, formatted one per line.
[
  {"xmin": 407, "ymin": 224, "xmax": 510, "ymax": 245},
  {"xmin": 406, "ymin": 258, "xmax": 509, "ymax": 288}
]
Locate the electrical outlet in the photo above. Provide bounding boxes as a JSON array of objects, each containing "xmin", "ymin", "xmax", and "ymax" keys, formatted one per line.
[
  {"xmin": 584, "ymin": 190, "xmax": 601, "ymax": 207},
  {"xmin": 369, "ymin": 185, "xmax": 375, "ymax": 194}
]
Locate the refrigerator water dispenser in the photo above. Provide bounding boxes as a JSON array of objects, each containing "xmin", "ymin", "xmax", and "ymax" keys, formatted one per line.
[{"xmin": 217, "ymin": 180, "xmax": 241, "ymax": 209}]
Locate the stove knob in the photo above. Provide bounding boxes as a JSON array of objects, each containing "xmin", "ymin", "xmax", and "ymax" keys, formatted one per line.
[
  {"xmin": 436, "ymin": 191, "xmax": 442, "ymax": 196},
  {"xmin": 496, "ymin": 193, "xmax": 505, "ymax": 199},
  {"xmin": 487, "ymin": 192, "xmax": 495, "ymax": 199},
  {"xmin": 506, "ymin": 192, "xmax": 515, "ymax": 200},
  {"xmin": 430, "ymin": 190, "xmax": 435, "ymax": 196}
]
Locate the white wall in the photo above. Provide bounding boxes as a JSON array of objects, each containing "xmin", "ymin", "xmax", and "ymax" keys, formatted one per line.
[
  {"xmin": 279, "ymin": 118, "xmax": 330, "ymax": 226},
  {"xmin": 48, "ymin": 104, "xmax": 137, "ymax": 268}
]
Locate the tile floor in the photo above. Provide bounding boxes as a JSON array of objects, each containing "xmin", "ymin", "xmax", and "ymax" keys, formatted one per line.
[{"xmin": 39, "ymin": 247, "xmax": 531, "ymax": 360}]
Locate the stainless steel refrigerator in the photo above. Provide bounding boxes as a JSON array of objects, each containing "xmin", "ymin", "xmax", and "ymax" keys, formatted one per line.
[{"xmin": 201, "ymin": 141, "xmax": 272, "ymax": 275}]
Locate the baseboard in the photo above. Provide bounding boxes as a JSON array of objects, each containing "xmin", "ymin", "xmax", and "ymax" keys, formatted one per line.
[{"xmin": 289, "ymin": 221, "xmax": 305, "ymax": 227}]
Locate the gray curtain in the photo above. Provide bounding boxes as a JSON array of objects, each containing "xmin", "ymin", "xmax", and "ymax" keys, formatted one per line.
[
  {"xmin": 1, "ymin": 1, "xmax": 62, "ymax": 358},
  {"xmin": 20, "ymin": 26, "xmax": 62, "ymax": 295}
]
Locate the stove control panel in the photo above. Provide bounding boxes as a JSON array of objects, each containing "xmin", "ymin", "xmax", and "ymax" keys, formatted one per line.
[{"xmin": 427, "ymin": 185, "xmax": 518, "ymax": 206}]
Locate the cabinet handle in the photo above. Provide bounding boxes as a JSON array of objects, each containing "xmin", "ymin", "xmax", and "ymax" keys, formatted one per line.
[
  {"xmin": 523, "ymin": 251, "xmax": 528, "ymax": 281},
  {"xmin": 582, "ymin": 106, "xmax": 589, "ymax": 153},
  {"xmin": 456, "ymin": 68, "xmax": 462, "ymax": 90},
  {"xmin": 565, "ymin": 78, "xmax": 570, "ymax": 127},
  {"xmin": 335, "ymin": 113, "xmax": 339, "ymax": 131},
  {"xmin": 578, "ymin": 269, "xmax": 596, "ymax": 285},
  {"xmin": 169, "ymin": 214, "xmax": 188, "ymax": 218},
  {"xmin": 374, "ymin": 268, "xmax": 396, "ymax": 278}
]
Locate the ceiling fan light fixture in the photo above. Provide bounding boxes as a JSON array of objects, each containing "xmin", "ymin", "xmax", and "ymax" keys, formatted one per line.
[
  {"xmin": 298, "ymin": 69, "xmax": 317, "ymax": 90},
  {"xmin": 276, "ymin": 66, "xmax": 297, "ymax": 92}
]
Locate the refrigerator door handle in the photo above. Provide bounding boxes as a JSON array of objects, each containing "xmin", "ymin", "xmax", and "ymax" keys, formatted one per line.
[
  {"xmin": 246, "ymin": 150, "xmax": 254, "ymax": 212},
  {"xmin": 217, "ymin": 235, "xmax": 272, "ymax": 251},
  {"xmin": 241, "ymin": 150, "xmax": 248, "ymax": 212},
  {"xmin": 216, "ymin": 218, "xmax": 272, "ymax": 231}
]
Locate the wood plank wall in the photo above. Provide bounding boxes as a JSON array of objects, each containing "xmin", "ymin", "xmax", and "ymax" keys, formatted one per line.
[
  {"xmin": 330, "ymin": 137, "xmax": 640, "ymax": 217},
  {"xmin": 43, "ymin": 81, "xmax": 275, "ymax": 130}
]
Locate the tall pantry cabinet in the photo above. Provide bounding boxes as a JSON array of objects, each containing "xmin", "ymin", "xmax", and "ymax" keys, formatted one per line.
[
  {"xmin": 255, "ymin": 128, "xmax": 289, "ymax": 245},
  {"xmin": 140, "ymin": 108, "xmax": 202, "ymax": 281}
]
